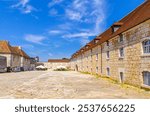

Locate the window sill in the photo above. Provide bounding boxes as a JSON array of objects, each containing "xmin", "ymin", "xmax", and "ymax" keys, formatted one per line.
[
  {"xmin": 141, "ymin": 84, "xmax": 150, "ymax": 90},
  {"xmin": 141, "ymin": 54, "xmax": 150, "ymax": 57},
  {"xmin": 119, "ymin": 57, "xmax": 124, "ymax": 60},
  {"xmin": 106, "ymin": 58, "xmax": 110, "ymax": 61}
]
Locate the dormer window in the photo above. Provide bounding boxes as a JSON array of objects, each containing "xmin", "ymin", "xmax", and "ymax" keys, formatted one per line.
[
  {"xmin": 112, "ymin": 22, "xmax": 123, "ymax": 33},
  {"xmin": 85, "ymin": 44, "xmax": 91, "ymax": 49},
  {"xmin": 94, "ymin": 39, "xmax": 99, "ymax": 44}
]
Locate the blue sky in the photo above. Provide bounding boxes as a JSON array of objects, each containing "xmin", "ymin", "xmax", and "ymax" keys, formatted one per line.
[{"xmin": 0, "ymin": 0, "xmax": 145, "ymax": 61}]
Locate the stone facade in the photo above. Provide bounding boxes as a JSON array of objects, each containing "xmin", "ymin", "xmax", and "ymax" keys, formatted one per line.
[
  {"xmin": 70, "ymin": 18, "xmax": 150, "ymax": 87},
  {"xmin": 43, "ymin": 62, "xmax": 70, "ymax": 70},
  {"xmin": 0, "ymin": 41, "xmax": 32, "ymax": 72}
]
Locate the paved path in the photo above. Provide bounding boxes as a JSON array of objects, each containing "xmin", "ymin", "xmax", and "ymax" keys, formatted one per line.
[{"xmin": 0, "ymin": 71, "xmax": 150, "ymax": 99}]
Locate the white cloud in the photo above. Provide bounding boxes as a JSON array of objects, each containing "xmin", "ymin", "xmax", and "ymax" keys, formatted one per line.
[
  {"xmin": 80, "ymin": 38, "xmax": 90, "ymax": 47},
  {"xmin": 62, "ymin": 32, "xmax": 95, "ymax": 39},
  {"xmin": 48, "ymin": 0, "xmax": 64, "ymax": 7},
  {"xmin": 65, "ymin": 9, "xmax": 82, "ymax": 21},
  {"xmin": 11, "ymin": 0, "xmax": 36, "ymax": 14},
  {"xmin": 48, "ymin": 30, "xmax": 63, "ymax": 35},
  {"xmin": 65, "ymin": 0, "xmax": 88, "ymax": 21},
  {"xmin": 24, "ymin": 34, "xmax": 46, "ymax": 45},
  {"xmin": 58, "ymin": 23, "xmax": 72, "ymax": 30},
  {"xmin": 64, "ymin": 0, "xmax": 106, "ymax": 33},
  {"xmin": 92, "ymin": 0, "xmax": 106, "ymax": 33}
]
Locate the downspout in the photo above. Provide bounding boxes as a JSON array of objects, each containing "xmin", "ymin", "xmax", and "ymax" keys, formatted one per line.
[{"xmin": 100, "ymin": 45, "xmax": 103, "ymax": 74}]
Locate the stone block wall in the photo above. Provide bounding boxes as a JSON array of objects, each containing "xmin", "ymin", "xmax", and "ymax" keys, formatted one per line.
[{"xmin": 70, "ymin": 19, "xmax": 150, "ymax": 87}]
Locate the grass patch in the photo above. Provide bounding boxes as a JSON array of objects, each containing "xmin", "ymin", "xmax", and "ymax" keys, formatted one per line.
[
  {"xmin": 79, "ymin": 71, "xmax": 150, "ymax": 91},
  {"xmin": 54, "ymin": 68, "xmax": 70, "ymax": 71}
]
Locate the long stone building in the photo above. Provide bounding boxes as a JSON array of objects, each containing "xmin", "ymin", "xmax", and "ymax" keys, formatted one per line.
[
  {"xmin": 0, "ymin": 40, "xmax": 31, "ymax": 72},
  {"xmin": 70, "ymin": 1, "xmax": 150, "ymax": 88},
  {"xmin": 43, "ymin": 59, "xmax": 70, "ymax": 70}
]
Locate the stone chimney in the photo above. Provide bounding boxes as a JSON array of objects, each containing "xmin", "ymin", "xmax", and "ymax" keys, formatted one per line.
[{"xmin": 18, "ymin": 46, "xmax": 22, "ymax": 49}]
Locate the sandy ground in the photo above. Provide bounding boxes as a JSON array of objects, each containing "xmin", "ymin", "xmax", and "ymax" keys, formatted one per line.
[{"xmin": 0, "ymin": 71, "xmax": 150, "ymax": 99}]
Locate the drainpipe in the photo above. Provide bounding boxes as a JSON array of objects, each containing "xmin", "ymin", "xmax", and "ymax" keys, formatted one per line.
[{"xmin": 100, "ymin": 45, "xmax": 103, "ymax": 74}]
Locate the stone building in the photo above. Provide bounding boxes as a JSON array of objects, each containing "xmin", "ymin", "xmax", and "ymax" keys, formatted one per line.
[
  {"xmin": 0, "ymin": 41, "xmax": 30, "ymax": 72},
  {"xmin": 0, "ymin": 56, "xmax": 7, "ymax": 72},
  {"xmin": 70, "ymin": 1, "xmax": 150, "ymax": 88},
  {"xmin": 43, "ymin": 58, "xmax": 70, "ymax": 70}
]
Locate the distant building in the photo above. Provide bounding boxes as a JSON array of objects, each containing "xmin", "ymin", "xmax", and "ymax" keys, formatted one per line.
[{"xmin": 43, "ymin": 58, "xmax": 70, "ymax": 70}]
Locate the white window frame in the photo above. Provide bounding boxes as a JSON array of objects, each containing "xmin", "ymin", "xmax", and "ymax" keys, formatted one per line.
[
  {"xmin": 96, "ymin": 53, "xmax": 98, "ymax": 61},
  {"xmin": 119, "ymin": 34, "xmax": 124, "ymax": 42},
  {"xmin": 120, "ymin": 72, "xmax": 124, "ymax": 83},
  {"xmin": 119, "ymin": 47, "xmax": 124, "ymax": 58},
  {"xmin": 106, "ymin": 67, "xmax": 110, "ymax": 76},
  {"xmin": 96, "ymin": 67, "xmax": 98, "ymax": 73},
  {"xmin": 106, "ymin": 51, "xmax": 110, "ymax": 59},
  {"xmin": 143, "ymin": 71, "xmax": 150, "ymax": 86},
  {"xmin": 143, "ymin": 40, "xmax": 150, "ymax": 54}
]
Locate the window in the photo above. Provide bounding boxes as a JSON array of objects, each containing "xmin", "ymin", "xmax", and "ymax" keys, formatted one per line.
[
  {"xmin": 96, "ymin": 67, "xmax": 98, "ymax": 73},
  {"xmin": 91, "ymin": 49, "xmax": 92, "ymax": 54},
  {"xmin": 143, "ymin": 72, "xmax": 150, "ymax": 86},
  {"xmin": 107, "ymin": 67, "xmax": 110, "ymax": 76},
  {"xmin": 119, "ymin": 34, "xmax": 123, "ymax": 42},
  {"xmin": 106, "ymin": 51, "xmax": 110, "ymax": 59},
  {"xmin": 120, "ymin": 72, "xmax": 124, "ymax": 83},
  {"xmin": 119, "ymin": 48, "xmax": 124, "ymax": 58},
  {"xmin": 143, "ymin": 40, "xmax": 150, "ymax": 54},
  {"xmin": 106, "ymin": 40, "xmax": 109, "ymax": 46},
  {"xmin": 96, "ymin": 53, "xmax": 98, "ymax": 61}
]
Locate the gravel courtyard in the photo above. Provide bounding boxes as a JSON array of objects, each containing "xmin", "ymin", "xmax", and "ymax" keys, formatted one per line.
[{"xmin": 0, "ymin": 71, "xmax": 150, "ymax": 99}]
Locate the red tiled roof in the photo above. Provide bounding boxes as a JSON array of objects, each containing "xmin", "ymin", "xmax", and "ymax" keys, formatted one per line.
[
  {"xmin": 0, "ymin": 41, "xmax": 30, "ymax": 58},
  {"xmin": 0, "ymin": 41, "xmax": 12, "ymax": 54},
  {"xmin": 71, "ymin": 0, "xmax": 150, "ymax": 58}
]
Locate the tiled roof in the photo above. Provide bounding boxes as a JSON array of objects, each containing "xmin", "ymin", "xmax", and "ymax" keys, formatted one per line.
[
  {"xmin": 48, "ymin": 59, "xmax": 70, "ymax": 62},
  {"xmin": 0, "ymin": 41, "xmax": 12, "ymax": 54},
  {"xmin": 71, "ymin": 0, "xmax": 150, "ymax": 58},
  {"xmin": 0, "ymin": 40, "xmax": 30, "ymax": 58}
]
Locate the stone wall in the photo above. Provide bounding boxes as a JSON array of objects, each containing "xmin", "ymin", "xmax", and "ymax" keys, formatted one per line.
[
  {"xmin": 43, "ymin": 62, "xmax": 70, "ymax": 70},
  {"xmin": 70, "ymin": 19, "xmax": 150, "ymax": 87},
  {"xmin": 0, "ymin": 54, "xmax": 11, "ymax": 67}
]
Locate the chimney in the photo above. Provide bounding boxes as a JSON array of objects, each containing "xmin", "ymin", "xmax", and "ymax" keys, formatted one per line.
[{"xmin": 18, "ymin": 46, "xmax": 22, "ymax": 49}]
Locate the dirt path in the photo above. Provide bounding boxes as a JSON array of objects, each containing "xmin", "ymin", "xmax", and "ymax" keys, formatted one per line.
[{"xmin": 0, "ymin": 71, "xmax": 150, "ymax": 99}]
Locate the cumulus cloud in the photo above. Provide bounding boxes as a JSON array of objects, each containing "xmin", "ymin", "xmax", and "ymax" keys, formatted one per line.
[
  {"xmin": 24, "ymin": 34, "xmax": 46, "ymax": 45},
  {"xmin": 65, "ymin": 0, "xmax": 106, "ymax": 32},
  {"xmin": 47, "ymin": 0, "xmax": 107, "ymax": 46},
  {"xmin": 11, "ymin": 0, "xmax": 36, "ymax": 14}
]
